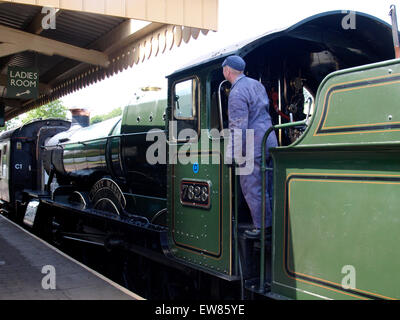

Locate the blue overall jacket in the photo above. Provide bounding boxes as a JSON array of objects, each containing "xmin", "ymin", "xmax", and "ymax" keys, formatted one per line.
[{"xmin": 228, "ymin": 74, "xmax": 278, "ymax": 228}]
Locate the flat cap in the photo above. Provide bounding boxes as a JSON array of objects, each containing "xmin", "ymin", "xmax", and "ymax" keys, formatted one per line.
[{"xmin": 222, "ymin": 55, "xmax": 246, "ymax": 72}]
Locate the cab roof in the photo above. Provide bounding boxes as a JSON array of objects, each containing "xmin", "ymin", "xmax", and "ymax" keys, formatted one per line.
[{"xmin": 168, "ymin": 10, "xmax": 397, "ymax": 78}]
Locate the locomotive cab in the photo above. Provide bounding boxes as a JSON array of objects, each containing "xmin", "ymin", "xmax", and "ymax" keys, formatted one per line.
[{"xmin": 165, "ymin": 10, "xmax": 397, "ymax": 295}]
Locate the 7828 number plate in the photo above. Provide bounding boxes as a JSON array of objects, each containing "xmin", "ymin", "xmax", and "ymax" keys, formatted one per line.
[{"xmin": 180, "ymin": 180, "xmax": 211, "ymax": 209}]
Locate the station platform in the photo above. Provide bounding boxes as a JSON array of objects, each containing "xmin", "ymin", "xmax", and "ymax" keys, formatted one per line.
[{"xmin": 0, "ymin": 215, "xmax": 143, "ymax": 300}]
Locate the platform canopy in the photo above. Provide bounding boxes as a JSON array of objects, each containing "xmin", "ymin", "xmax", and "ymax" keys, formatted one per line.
[{"xmin": 0, "ymin": 0, "xmax": 218, "ymax": 121}]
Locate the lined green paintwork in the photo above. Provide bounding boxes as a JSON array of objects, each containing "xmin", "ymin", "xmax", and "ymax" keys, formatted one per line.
[
  {"xmin": 167, "ymin": 69, "xmax": 233, "ymax": 276},
  {"xmin": 272, "ymin": 150, "xmax": 400, "ymax": 300},
  {"xmin": 122, "ymin": 91, "xmax": 166, "ymax": 131},
  {"xmin": 167, "ymin": 147, "xmax": 232, "ymax": 274},
  {"xmin": 271, "ymin": 59, "xmax": 400, "ymax": 300},
  {"xmin": 164, "ymin": 46, "xmax": 400, "ymax": 294},
  {"xmin": 298, "ymin": 59, "xmax": 400, "ymax": 146}
]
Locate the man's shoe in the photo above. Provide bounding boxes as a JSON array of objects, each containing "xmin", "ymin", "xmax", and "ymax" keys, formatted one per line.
[
  {"xmin": 244, "ymin": 227, "xmax": 272, "ymax": 239},
  {"xmin": 244, "ymin": 228, "xmax": 261, "ymax": 239}
]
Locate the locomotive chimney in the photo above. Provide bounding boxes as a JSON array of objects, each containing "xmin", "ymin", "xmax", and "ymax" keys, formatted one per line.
[{"xmin": 70, "ymin": 108, "xmax": 90, "ymax": 127}]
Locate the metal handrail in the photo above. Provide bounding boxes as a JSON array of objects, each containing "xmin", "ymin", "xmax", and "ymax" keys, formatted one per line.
[
  {"xmin": 234, "ymin": 165, "xmax": 239, "ymax": 276},
  {"xmin": 259, "ymin": 119, "xmax": 307, "ymax": 293},
  {"xmin": 390, "ymin": 5, "xmax": 400, "ymax": 59},
  {"xmin": 218, "ymin": 80, "xmax": 229, "ymax": 131}
]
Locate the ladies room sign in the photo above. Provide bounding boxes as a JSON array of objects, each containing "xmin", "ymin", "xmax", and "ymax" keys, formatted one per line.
[{"xmin": 7, "ymin": 66, "xmax": 39, "ymax": 100}]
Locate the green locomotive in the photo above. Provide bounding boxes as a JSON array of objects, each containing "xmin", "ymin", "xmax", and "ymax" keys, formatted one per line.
[{"xmin": 3, "ymin": 10, "xmax": 400, "ymax": 300}]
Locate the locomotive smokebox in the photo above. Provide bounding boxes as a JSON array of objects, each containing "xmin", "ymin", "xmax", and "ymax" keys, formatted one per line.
[{"xmin": 70, "ymin": 108, "xmax": 90, "ymax": 127}]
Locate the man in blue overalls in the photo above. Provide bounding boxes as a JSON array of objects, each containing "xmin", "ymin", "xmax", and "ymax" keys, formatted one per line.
[{"xmin": 222, "ymin": 55, "xmax": 278, "ymax": 238}]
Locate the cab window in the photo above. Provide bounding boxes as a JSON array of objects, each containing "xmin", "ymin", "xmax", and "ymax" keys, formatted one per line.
[{"xmin": 171, "ymin": 77, "xmax": 199, "ymax": 141}]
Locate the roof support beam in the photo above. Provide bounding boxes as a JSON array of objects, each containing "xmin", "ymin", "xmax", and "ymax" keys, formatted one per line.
[
  {"xmin": 46, "ymin": 21, "xmax": 161, "ymax": 86},
  {"xmin": 0, "ymin": 24, "xmax": 110, "ymax": 67},
  {"xmin": 2, "ymin": 0, "xmax": 219, "ymax": 31},
  {"xmin": 0, "ymin": 43, "xmax": 27, "ymax": 57},
  {"xmin": 0, "ymin": 6, "xmax": 62, "ymax": 74}
]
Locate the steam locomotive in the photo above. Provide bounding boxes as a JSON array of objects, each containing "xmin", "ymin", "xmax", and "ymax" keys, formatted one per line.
[{"xmin": 1, "ymin": 10, "xmax": 400, "ymax": 300}]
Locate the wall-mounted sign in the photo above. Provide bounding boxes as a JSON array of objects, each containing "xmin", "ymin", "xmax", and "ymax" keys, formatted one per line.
[{"xmin": 7, "ymin": 66, "xmax": 39, "ymax": 100}]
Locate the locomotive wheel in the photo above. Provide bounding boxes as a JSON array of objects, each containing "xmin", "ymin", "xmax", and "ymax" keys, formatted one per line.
[
  {"xmin": 68, "ymin": 191, "xmax": 89, "ymax": 210},
  {"xmin": 89, "ymin": 177, "xmax": 126, "ymax": 216},
  {"xmin": 93, "ymin": 197, "xmax": 121, "ymax": 215}
]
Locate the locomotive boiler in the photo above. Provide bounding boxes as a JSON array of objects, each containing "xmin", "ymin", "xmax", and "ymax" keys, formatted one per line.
[{"xmin": 43, "ymin": 88, "xmax": 168, "ymax": 219}]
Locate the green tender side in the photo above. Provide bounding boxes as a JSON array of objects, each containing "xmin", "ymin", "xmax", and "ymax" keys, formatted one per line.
[
  {"xmin": 298, "ymin": 59, "xmax": 400, "ymax": 147},
  {"xmin": 271, "ymin": 59, "xmax": 400, "ymax": 300}
]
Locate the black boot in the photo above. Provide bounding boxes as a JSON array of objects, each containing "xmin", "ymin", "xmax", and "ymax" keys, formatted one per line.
[{"xmin": 244, "ymin": 227, "xmax": 272, "ymax": 239}]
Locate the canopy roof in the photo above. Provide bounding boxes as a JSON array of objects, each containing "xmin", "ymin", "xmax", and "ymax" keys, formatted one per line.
[{"xmin": 0, "ymin": 0, "xmax": 218, "ymax": 120}]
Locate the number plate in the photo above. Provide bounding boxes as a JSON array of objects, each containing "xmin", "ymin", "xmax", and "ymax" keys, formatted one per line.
[
  {"xmin": 180, "ymin": 180, "xmax": 211, "ymax": 209},
  {"xmin": 23, "ymin": 200, "xmax": 40, "ymax": 227}
]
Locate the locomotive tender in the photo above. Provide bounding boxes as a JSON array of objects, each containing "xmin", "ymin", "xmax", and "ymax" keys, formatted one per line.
[{"xmin": 1, "ymin": 10, "xmax": 400, "ymax": 300}]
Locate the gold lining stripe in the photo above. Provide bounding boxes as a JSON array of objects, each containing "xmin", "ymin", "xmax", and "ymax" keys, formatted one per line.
[
  {"xmin": 313, "ymin": 72, "xmax": 400, "ymax": 137},
  {"xmin": 282, "ymin": 173, "xmax": 398, "ymax": 300},
  {"xmin": 170, "ymin": 151, "xmax": 224, "ymax": 261}
]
